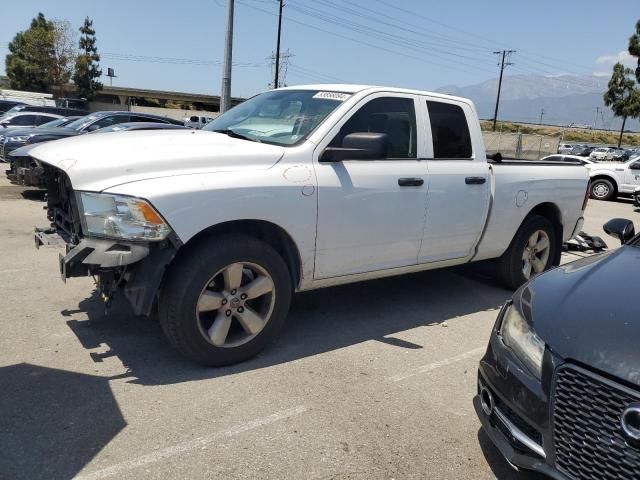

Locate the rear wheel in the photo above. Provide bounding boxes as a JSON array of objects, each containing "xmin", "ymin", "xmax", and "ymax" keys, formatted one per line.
[
  {"xmin": 590, "ymin": 179, "xmax": 615, "ymax": 201},
  {"xmin": 497, "ymin": 215, "xmax": 556, "ymax": 289},
  {"xmin": 159, "ymin": 235, "xmax": 292, "ymax": 366}
]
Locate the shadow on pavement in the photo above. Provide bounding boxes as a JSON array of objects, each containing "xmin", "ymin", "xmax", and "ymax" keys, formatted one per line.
[
  {"xmin": 63, "ymin": 264, "xmax": 511, "ymax": 386},
  {"xmin": 477, "ymin": 429, "xmax": 547, "ymax": 480},
  {"xmin": 0, "ymin": 363, "xmax": 125, "ymax": 480}
]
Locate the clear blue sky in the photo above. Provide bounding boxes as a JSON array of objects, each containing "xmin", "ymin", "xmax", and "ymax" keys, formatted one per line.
[{"xmin": 1, "ymin": 0, "xmax": 638, "ymax": 97}]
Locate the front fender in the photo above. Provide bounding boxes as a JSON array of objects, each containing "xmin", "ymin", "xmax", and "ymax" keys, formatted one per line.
[{"xmin": 104, "ymin": 167, "xmax": 318, "ymax": 285}]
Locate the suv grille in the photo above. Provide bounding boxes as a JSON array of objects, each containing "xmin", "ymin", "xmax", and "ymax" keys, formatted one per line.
[{"xmin": 553, "ymin": 365, "xmax": 640, "ymax": 480}]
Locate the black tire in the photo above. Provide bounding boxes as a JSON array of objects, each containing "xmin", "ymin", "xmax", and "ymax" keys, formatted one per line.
[
  {"xmin": 590, "ymin": 178, "xmax": 615, "ymax": 201},
  {"xmin": 158, "ymin": 234, "xmax": 292, "ymax": 366},
  {"xmin": 496, "ymin": 215, "xmax": 557, "ymax": 290}
]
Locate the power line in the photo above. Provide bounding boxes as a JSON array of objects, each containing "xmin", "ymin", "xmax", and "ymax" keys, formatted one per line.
[{"xmin": 285, "ymin": 1, "xmax": 497, "ymax": 73}]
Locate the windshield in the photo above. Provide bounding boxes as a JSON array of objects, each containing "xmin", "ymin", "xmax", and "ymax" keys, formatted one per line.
[
  {"xmin": 203, "ymin": 89, "xmax": 351, "ymax": 145},
  {"xmin": 64, "ymin": 114, "xmax": 99, "ymax": 131}
]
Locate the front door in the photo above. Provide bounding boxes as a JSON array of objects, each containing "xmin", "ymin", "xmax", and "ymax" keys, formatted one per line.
[{"xmin": 314, "ymin": 94, "xmax": 429, "ymax": 279}]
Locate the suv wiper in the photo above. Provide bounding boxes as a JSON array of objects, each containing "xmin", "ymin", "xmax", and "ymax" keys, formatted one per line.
[{"xmin": 211, "ymin": 129, "xmax": 260, "ymax": 143}]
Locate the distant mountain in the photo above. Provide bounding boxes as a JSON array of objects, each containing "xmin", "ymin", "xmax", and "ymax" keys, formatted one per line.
[{"xmin": 436, "ymin": 74, "xmax": 639, "ymax": 131}]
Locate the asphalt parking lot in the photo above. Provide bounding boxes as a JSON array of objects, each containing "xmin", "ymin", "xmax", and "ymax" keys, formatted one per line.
[{"xmin": 0, "ymin": 175, "xmax": 636, "ymax": 480}]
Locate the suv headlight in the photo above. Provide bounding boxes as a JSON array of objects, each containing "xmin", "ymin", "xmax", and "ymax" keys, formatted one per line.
[
  {"xmin": 500, "ymin": 301, "xmax": 545, "ymax": 378},
  {"xmin": 7, "ymin": 135, "xmax": 31, "ymax": 143},
  {"xmin": 78, "ymin": 192, "xmax": 171, "ymax": 241}
]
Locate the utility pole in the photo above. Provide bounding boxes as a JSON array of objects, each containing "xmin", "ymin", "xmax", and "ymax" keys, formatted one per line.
[
  {"xmin": 593, "ymin": 106, "xmax": 600, "ymax": 130},
  {"xmin": 539, "ymin": 108, "xmax": 544, "ymax": 125},
  {"xmin": 220, "ymin": 0, "xmax": 234, "ymax": 113},
  {"xmin": 274, "ymin": 0, "xmax": 284, "ymax": 89},
  {"xmin": 491, "ymin": 49, "xmax": 515, "ymax": 131}
]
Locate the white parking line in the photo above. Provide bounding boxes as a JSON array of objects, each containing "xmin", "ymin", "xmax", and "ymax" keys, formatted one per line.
[
  {"xmin": 73, "ymin": 405, "xmax": 308, "ymax": 480},
  {"xmin": 0, "ymin": 268, "xmax": 33, "ymax": 274},
  {"xmin": 391, "ymin": 347, "xmax": 485, "ymax": 382}
]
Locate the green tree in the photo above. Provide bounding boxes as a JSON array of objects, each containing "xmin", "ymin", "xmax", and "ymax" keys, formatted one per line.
[
  {"xmin": 73, "ymin": 17, "xmax": 102, "ymax": 100},
  {"xmin": 629, "ymin": 19, "xmax": 640, "ymax": 83},
  {"xmin": 604, "ymin": 62, "xmax": 640, "ymax": 147},
  {"xmin": 50, "ymin": 19, "xmax": 77, "ymax": 97},
  {"xmin": 5, "ymin": 13, "xmax": 55, "ymax": 92}
]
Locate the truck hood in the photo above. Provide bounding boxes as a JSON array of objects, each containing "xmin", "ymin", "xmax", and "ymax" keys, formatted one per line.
[
  {"xmin": 27, "ymin": 129, "xmax": 285, "ymax": 191},
  {"xmin": 527, "ymin": 246, "xmax": 640, "ymax": 387}
]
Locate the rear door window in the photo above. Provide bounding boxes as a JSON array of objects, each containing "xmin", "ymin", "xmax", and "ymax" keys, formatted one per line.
[{"xmin": 426, "ymin": 101, "xmax": 472, "ymax": 159}]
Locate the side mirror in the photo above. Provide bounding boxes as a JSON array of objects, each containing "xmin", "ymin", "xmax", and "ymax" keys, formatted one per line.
[
  {"xmin": 629, "ymin": 162, "xmax": 640, "ymax": 170},
  {"xmin": 603, "ymin": 218, "xmax": 635, "ymax": 245},
  {"xmin": 86, "ymin": 124, "xmax": 102, "ymax": 132},
  {"xmin": 320, "ymin": 132, "xmax": 389, "ymax": 162}
]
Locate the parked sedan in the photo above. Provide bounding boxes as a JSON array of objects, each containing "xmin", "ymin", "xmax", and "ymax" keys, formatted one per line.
[
  {"xmin": 475, "ymin": 217, "xmax": 640, "ymax": 479},
  {"xmin": 589, "ymin": 147, "xmax": 617, "ymax": 161},
  {"xmin": 571, "ymin": 145, "xmax": 595, "ymax": 157}
]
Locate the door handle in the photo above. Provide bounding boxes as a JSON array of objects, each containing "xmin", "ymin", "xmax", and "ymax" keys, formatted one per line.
[
  {"xmin": 398, "ymin": 178, "xmax": 424, "ymax": 187},
  {"xmin": 465, "ymin": 176, "xmax": 486, "ymax": 185}
]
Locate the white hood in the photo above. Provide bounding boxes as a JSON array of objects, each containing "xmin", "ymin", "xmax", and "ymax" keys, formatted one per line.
[{"xmin": 28, "ymin": 129, "xmax": 285, "ymax": 191}]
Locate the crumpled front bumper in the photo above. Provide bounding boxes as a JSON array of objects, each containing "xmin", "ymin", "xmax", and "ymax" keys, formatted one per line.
[{"xmin": 35, "ymin": 229, "xmax": 176, "ymax": 316}]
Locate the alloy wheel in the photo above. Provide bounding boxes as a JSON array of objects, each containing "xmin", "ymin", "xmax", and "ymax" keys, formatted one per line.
[
  {"xmin": 522, "ymin": 230, "xmax": 550, "ymax": 279},
  {"xmin": 196, "ymin": 262, "xmax": 276, "ymax": 348}
]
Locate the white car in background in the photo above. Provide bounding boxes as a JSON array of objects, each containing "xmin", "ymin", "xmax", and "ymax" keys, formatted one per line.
[
  {"xmin": 587, "ymin": 154, "xmax": 640, "ymax": 200},
  {"xmin": 184, "ymin": 115, "xmax": 216, "ymax": 129},
  {"xmin": 589, "ymin": 147, "xmax": 616, "ymax": 161},
  {"xmin": 557, "ymin": 143, "xmax": 573, "ymax": 154}
]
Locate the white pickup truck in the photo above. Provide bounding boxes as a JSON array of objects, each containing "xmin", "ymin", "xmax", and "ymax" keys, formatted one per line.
[
  {"xmin": 587, "ymin": 155, "xmax": 640, "ymax": 200},
  {"xmin": 30, "ymin": 85, "xmax": 589, "ymax": 366}
]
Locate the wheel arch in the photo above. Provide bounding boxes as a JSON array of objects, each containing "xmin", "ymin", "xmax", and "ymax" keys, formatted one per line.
[
  {"xmin": 590, "ymin": 174, "xmax": 618, "ymax": 194},
  {"xmin": 173, "ymin": 219, "xmax": 303, "ymax": 289},
  {"xmin": 523, "ymin": 202, "xmax": 563, "ymax": 266}
]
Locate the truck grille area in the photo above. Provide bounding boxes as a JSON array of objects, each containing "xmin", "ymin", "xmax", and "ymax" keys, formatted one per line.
[
  {"xmin": 553, "ymin": 365, "xmax": 640, "ymax": 480},
  {"xmin": 43, "ymin": 166, "xmax": 82, "ymax": 245}
]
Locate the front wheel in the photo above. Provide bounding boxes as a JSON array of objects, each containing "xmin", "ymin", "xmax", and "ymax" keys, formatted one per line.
[
  {"xmin": 590, "ymin": 179, "xmax": 615, "ymax": 201},
  {"xmin": 158, "ymin": 235, "xmax": 292, "ymax": 366},
  {"xmin": 497, "ymin": 215, "xmax": 557, "ymax": 289}
]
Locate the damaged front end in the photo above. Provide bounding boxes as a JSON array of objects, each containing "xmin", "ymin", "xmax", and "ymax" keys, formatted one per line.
[
  {"xmin": 6, "ymin": 151, "xmax": 46, "ymax": 187},
  {"xmin": 35, "ymin": 164, "xmax": 178, "ymax": 315}
]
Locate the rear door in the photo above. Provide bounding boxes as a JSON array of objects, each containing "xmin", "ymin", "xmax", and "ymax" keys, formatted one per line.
[
  {"xmin": 314, "ymin": 93, "xmax": 429, "ymax": 279},
  {"xmin": 418, "ymin": 98, "xmax": 491, "ymax": 263}
]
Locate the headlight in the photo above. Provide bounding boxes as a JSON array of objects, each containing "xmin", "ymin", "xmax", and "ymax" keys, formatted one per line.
[
  {"xmin": 500, "ymin": 301, "xmax": 545, "ymax": 378},
  {"xmin": 7, "ymin": 135, "xmax": 31, "ymax": 143},
  {"xmin": 78, "ymin": 192, "xmax": 171, "ymax": 241}
]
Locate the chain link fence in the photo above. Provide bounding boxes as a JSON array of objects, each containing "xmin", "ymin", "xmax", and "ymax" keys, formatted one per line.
[{"xmin": 483, "ymin": 132, "xmax": 560, "ymax": 160}]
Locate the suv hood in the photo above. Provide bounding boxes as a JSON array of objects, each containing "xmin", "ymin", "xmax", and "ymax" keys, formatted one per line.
[
  {"xmin": 27, "ymin": 129, "xmax": 285, "ymax": 191},
  {"xmin": 527, "ymin": 247, "xmax": 640, "ymax": 386}
]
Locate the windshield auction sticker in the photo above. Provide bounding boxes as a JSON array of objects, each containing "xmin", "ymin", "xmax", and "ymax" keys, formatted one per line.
[{"xmin": 313, "ymin": 91, "xmax": 351, "ymax": 101}]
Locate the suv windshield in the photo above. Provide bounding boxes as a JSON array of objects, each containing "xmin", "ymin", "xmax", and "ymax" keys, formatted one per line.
[{"xmin": 204, "ymin": 89, "xmax": 351, "ymax": 145}]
